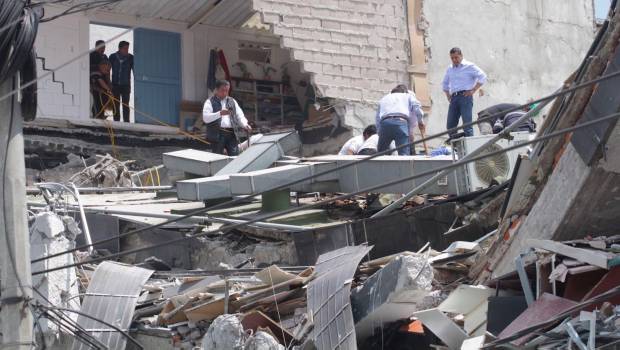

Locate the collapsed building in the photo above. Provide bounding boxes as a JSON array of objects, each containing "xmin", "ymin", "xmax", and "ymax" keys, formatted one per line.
[{"xmin": 1, "ymin": 0, "xmax": 619, "ymax": 350}]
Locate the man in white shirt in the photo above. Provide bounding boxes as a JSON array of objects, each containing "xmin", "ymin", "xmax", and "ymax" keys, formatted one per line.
[
  {"xmin": 203, "ymin": 80, "xmax": 252, "ymax": 156},
  {"xmin": 441, "ymin": 47, "xmax": 487, "ymax": 137},
  {"xmin": 376, "ymin": 85, "xmax": 425, "ymax": 155},
  {"xmin": 338, "ymin": 125, "xmax": 376, "ymax": 155}
]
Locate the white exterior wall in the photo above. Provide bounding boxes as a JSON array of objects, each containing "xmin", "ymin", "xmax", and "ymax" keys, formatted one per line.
[
  {"xmin": 423, "ymin": 0, "xmax": 595, "ymax": 139},
  {"xmin": 35, "ymin": 7, "xmax": 90, "ymax": 119}
]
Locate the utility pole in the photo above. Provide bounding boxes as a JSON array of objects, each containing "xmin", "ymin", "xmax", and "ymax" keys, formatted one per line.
[{"xmin": 0, "ymin": 77, "xmax": 34, "ymax": 349}]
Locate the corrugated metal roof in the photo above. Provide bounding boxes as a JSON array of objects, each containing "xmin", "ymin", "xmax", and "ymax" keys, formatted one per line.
[
  {"xmin": 71, "ymin": 261, "xmax": 153, "ymax": 350},
  {"xmin": 306, "ymin": 245, "xmax": 373, "ymax": 350},
  {"xmin": 70, "ymin": 0, "xmax": 257, "ymax": 28}
]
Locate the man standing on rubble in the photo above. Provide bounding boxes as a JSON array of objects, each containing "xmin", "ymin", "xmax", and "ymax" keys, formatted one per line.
[
  {"xmin": 203, "ymin": 79, "xmax": 252, "ymax": 156},
  {"xmin": 442, "ymin": 47, "xmax": 487, "ymax": 138},
  {"xmin": 376, "ymin": 84, "xmax": 425, "ymax": 156}
]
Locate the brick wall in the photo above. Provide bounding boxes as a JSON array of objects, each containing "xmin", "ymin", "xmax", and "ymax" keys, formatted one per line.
[{"xmin": 254, "ymin": 0, "xmax": 411, "ymax": 103}]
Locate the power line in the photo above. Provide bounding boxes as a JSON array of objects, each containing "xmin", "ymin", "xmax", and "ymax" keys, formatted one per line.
[
  {"xmin": 31, "ymin": 111, "xmax": 620, "ymax": 275},
  {"xmin": 30, "ymin": 67, "xmax": 620, "ymax": 264}
]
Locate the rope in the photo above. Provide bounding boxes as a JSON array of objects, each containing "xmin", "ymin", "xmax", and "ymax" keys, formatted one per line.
[{"xmin": 101, "ymin": 91, "xmax": 211, "ymax": 145}]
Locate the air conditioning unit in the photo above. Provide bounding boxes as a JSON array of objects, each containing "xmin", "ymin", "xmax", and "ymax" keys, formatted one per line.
[{"xmin": 452, "ymin": 132, "xmax": 532, "ymax": 194}]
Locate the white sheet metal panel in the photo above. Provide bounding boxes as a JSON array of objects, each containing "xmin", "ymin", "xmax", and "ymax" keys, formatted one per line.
[
  {"xmin": 413, "ymin": 308, "xmax": 468, "ymax": 350},
  {"xmin": 229, "ymin": 164, "xmax": 313, "ymax": 195},
  {"xmin": 179, "ymin": 174, "xmax": 232, "ymax": 200},
  {"xmin": 72, "ymin": 262, "xmax": 153, "ymax": 350},
  {"xmin": 306, "ymin": 155, "xmax": 456, "ymax": 195},
  {"xmin": 163, "ymin": 149, "xmax": 231, "ymax": 176}
]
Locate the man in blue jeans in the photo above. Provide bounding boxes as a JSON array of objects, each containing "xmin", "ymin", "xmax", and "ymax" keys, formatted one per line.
[
  {"xmin": 442, "ymin": 47, "xmax": 487, "ymax": 137},
  {"xmin": 376, "ymin": 84, "xmax": 424, "ymax": 155}
]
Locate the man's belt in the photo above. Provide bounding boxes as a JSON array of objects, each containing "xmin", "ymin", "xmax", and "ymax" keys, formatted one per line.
[
  {"xmin": 451, "ymin": 90, "xmax": 469, "ymax": 97},
  {"xmin": 219, "ymin": 127, "xmax": 235, "ymax": 133},
  {"xmin": 381, "ymin": 115, "xmax": 407, "ymax": 122}
]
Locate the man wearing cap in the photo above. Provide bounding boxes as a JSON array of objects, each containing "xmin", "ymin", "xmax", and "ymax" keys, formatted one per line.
[{"xmin": 442, "ymin": 47, "xmax": 487, "ymax": 137}]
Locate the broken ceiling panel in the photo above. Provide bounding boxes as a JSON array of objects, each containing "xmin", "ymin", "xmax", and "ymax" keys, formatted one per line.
[{"xmin": 71, "ymin": 262, "xmax": 154, "ymax": 350}]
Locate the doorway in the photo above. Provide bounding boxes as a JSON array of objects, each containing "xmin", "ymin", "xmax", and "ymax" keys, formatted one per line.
[
  {"xmin": 133, "ymin": 28, "xmax": 182, "ymax": 126},
  {"xmin": 89, "ymin": 23, "xmax": 135, "ymax": 122}
]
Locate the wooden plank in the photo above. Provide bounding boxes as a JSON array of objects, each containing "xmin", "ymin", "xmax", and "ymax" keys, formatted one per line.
[
  {"xmin": 406, "ymin": 0, "xmax": 432, "ymax": 108},
  {"xmin": 527, "ymin": 239, "xmax": 612, "ymax": 269}
]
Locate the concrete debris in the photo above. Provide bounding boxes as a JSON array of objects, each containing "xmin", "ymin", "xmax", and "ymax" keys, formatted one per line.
[
  {"xmin": 244, "ymin": 331, "xmax": 285, "ymax": 350},
  {"xmin": 201, "ymin": 314, "xmax": 247, "ymax": 350},
  {"xmin": 30, "ymin": 212, "xmax": 82, "ymax": 343},
  {"xmin": 69, "ymin": 153, "xmax": 134, "ymax": 187}
]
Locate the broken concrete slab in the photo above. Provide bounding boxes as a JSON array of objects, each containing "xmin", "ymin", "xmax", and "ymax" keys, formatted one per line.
[{"xmin": 352, "ymin": 254, "xmax": 433, "ymax": 342}]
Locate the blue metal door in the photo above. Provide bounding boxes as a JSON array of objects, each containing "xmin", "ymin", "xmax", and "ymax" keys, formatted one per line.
[{"xmin": 134, "ymin": 28, "xmax": 181, "ymax": 125}]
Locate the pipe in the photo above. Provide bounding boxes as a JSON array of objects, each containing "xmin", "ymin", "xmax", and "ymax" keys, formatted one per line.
[
  {"xmin": 372, "ymin": 96, "xmax": 553, "ymax": 218},
  {"xmin": 27, "ymin": 202, "xmax": 310, "ymax": 232},
  {"xmin": 27, "ymin": 185, "xmax": 174, "ymax": 195},
  {"xmin": 70, "ymin": 183, "xmax": 94, "ymax": 254}
]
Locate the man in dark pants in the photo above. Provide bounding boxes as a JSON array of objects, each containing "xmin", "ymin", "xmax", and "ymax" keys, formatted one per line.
[
  {"xmin": 442, "ymin": 47, "xmax": 487, "ymax": 137},
  {"xmin": 376, "ymin": 85, "xmax": 424, "ymax": 156},
  {"xmin": 202, "ymin": 80, "xmax": 252, "ymax": 156},
  {"xmin": 109, "ymin": 41, "xmax": 134, "ymax": 122}
]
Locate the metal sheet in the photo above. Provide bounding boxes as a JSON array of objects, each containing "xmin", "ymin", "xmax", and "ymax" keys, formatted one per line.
[
  {"xmin": 486, "ymin": 296, "xmax": 528, "ymax": 336},
  {"xmin": 217, "ymin": 143, "xmax": 282, "ymax": 175},
  {"xmin": 162, "ymin": 149, "xmax": 231, "ymax": 176},
  {"xmin": 412, "ymin": 308, "xmax": 468, "ymax": 350},
  {"xmin": 176, "ymin": 175, "xmax": 231, "ymax": 201},
  {"xmin": 230, "ymin": 164, "xmax": 313, "ymax": 195},
  {"xmin": 72, "ymin": 262, "xmax": 154, "ymax": 350},
  {"xmin": 572, "ymin": 40, "xmax": 620, "ymax": 164},
  {"xmin": 497, "ymin": 293, "xmax": 577, "ymax": 346},
  {"xmin": 306, "ymin": 155, "xmax": 456, "ymax": 195},
  {"xmin": 307, "ymin": 245, "xmax": 373, "ymax": 350}
]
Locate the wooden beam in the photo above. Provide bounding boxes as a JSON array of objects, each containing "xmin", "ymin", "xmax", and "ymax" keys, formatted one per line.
[{"xmin": 406, "ymin": 0, "xmax": 431, "ymax": 109}]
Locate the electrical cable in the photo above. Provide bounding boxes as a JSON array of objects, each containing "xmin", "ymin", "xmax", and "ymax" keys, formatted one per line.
[
  {"xmin": 30, "ymin": 67, "xmax": 620, "ymax": 265},
  {"xmin": 36, "ymin": 306, "xmax": 143, "ymax": 349},
  {"xmin": 31, "ymin": 111, "xmax": 620, "ymax": 275}
]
